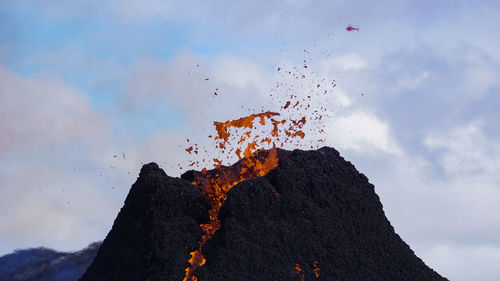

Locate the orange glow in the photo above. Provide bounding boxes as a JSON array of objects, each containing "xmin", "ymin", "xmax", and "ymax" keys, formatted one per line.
[
  {"xmin": 183, "ymin": 151, "xmax": 279, "ymax": 280},
  {"xmin": 313, "ymin": 261, "xmax": 320, "ymax": 278},
  {"xmin": 183, "ymin": 111, "xmax": 299, "ymax": 281},
  {"xmin": 183, "ymin": 149, "xmax": 280, "ymax": 281},
  {"xmin": 213, "ymin": 112, "xmax": 280, "ymax": 148},
  {"xmin": 295, "ymin": 263, "xmax": 305, "ymax": 281},
  {"xmin": 182, "ymin": 62, "xmax": 336, "ymax": 280},
  {"xmin": 183, "ymin": 251, "xmax": 205, "ymax": 281}
]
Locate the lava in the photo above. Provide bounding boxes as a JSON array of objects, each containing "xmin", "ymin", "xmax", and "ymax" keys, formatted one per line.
[
  {"xmin": 183, "ymin": 110, "xmax": 310, "ymax": 281},
  {"xmin": 213, "ymin": 112, "xmax": 280, "ymax": 149},
  {"xmin": 182, "ymin": 58, "xmax": 338, "ymax": 280},
  {"xmin": 313, "ymin": 261, "xmax": 320, "ymax": 278},
  {"xmin": 295, "ymin": 264, "xmax": 305, "ymax": 281},
  {"xmin": 283, "ymin": 101, "xmax": 291, "ymax": 109}
]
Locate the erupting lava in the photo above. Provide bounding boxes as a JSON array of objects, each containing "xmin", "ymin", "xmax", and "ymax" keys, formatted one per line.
[
  {"xmin": 182, "ymin": 60, "xmax": 336, "ymax": 280},
  {"xmin": 183, "ymin": 112, "xmax": 307, "ymax": 281}
]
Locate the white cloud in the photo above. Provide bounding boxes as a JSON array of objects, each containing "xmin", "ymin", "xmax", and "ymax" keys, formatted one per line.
[
  {"xmin": 398, "ymin": 70, "xmax": 430, "ymax": 90},
  {"xmin": 424, "ymin": 122, "xmax": 500, "ymax": 180},
  {"xmin": 0, "ymin": 168, "xmax": 119, "ymax": 253},
  {"xmin": 322, "ymin": 53, "xmax": 368, "ymax": 71},
  {"xmin": 0, "ymin": 65, "xmax": 123, "ymax": 254},
  {"xmin": 212, "ymin": 56, "xmax": 266, "ymax": 90},
  {"xmin": 462, "ymin": 49, "xmax": 500, "ymax": 98},
  {"xmin": 120, "ymin": 130, "xmax": 191, "ymax": 176},
  {"xmin": 0, "ymin": 64, "xmax": 107, "ymax": 154},
  {"xmin": 124, "ymin": 52, "xmax": 274, "ymax": 127},
  {"xmin": 331, "ymin": 111, "xmax": 401, "ymax": 155},
  {"xmin": 422, "ymin": 244, "xmax": 500, "ymax": 281},
  {"xmin": 328, "ymin": 86, "xmax": 352, "ymax": 107}
]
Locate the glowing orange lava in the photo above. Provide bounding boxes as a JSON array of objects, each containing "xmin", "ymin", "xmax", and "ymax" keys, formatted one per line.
[
  {"xmin": 183, "ymin": 148, "xmax": 280, "ymax": 280},
  {"xmin": 182, "ymin": 60, "xmax": 338, "ymax": 280},
  {"xmin": 295, "ymin": 263, "xmax": 305, "ymax": 281},
  {"xmin": 213, "ymin": 111, "xmax": 280, "ymax": 150},
  {"xmin": 313, "ymin": 261, "xmax": 320, "ymax": 278},
  {"xmin": 183, "ymin": 111, "xmax": 308, "ymax": 281}
]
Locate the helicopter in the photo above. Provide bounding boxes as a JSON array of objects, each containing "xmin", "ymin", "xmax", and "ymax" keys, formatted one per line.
[{"xmin": 346, "ymin": 25, "xmax": 360, "ymax": 31}]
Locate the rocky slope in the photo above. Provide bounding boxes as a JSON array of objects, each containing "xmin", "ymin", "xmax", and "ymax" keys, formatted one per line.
[{"xmin": 80, "ymin": 163, "xmax": 211, "ymax": 281}]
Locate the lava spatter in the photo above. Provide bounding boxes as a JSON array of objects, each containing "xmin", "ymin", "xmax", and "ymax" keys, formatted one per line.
[
  {"xmin": 313, "ymin": 261, "xmax": 320, "ymax": 278},
  {"xmin": 295, "ymin": 264, "xmax": 305, "ymax": 281},
  {"xmin": 183, "ymin": 111, "xmax": 309, "ymax": 281},
  {"xmin": 182, "ymin": 58, "xmax": 340, "ymax": 280}
]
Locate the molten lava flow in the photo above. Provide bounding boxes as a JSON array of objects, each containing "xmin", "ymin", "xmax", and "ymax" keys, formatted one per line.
[
  {"xmin": 181, "ymin": 56, "xmax": 339, "ymax": 280},
  {"xmin": 183, "ymin": 108, "xmax": 312, "ymax": 280},
  {"xmin": 183, "ymin": 112, "xmax": 294, "ymax": 281},
  {"xmin": 183, "ymin": 151, "xmax": 279, "ymax": 281}
]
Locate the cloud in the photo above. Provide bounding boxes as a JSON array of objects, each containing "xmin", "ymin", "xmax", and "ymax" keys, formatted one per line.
[
  {"xmin": 321, "ymin": 53, "xmax": 368, "ymax": 71},
  {"xmin": 123, "ymin": 52, "xmax": 273, "ymax": 126},
  {"xmin": 0, "ymin": 64, "xmax": 107, "ymax": 154},
  {"xmin": 333, "ymin": 46, "xmax": 500, "ymax": 159},
  {"xmin": 118, "ymin": 130, "xmax": 191, "ymax": 177},
  {"xmin": 331, "ymin": 111, "xmax": 401, "ymax": 155},
  {"xmin": 0, "ymin": 167, "xmax": 119, "ymax": 253},
  {"xmin": 424, "ymin": 122, "xmax": 500, "ymax": 179},
  {"xmin": 424, "ymin": 244, "xmax": 500, "ymax": 281},
  {"xmin": 0, "ymin": 65, "xmax": 123, "ymax": 254}
]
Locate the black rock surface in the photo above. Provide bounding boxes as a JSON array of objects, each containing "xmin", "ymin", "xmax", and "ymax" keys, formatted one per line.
[
  {"xmin": 80, "ymin": 163, "xmax": 211, "ymax": 281},
  {"xmin": 0, "ymin": 242, "xmax": 100, "ymax": 281},
  {"xmin": 194, "ymin": 147, "xmax": 447, "ymax": 281},
  {"xmin": 81, "ymin": 147, "xmax": 448, "ymax": 281}
]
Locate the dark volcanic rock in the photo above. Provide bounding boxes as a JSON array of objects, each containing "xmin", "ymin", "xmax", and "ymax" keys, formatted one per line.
[
  {"xmin": 81, "ymin": 147, "xmax": 447, "ymax": 281},
  {"xmin": 80, "ymin": 163, "xmax": 211, "ymax": 281},
  {"xmin": 195, "ymin": 147, "xmax": 447, "ymax": 281},
  {"xmin": 0, "ymin": 242, "xmax": 100, "ymax": 281}
]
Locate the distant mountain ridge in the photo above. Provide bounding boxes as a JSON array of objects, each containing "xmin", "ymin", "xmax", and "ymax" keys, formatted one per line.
[{"xmin": 0, "ymin": 242, "xmax": 100, "ymax": 281}]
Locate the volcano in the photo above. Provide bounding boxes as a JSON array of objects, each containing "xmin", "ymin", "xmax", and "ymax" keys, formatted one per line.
[{"xmin": 80, "ymin": 147, "xmax": 447, "ymax": 281}]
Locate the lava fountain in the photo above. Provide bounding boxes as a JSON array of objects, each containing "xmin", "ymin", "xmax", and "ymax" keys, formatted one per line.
[
  {"xmin": 182, "ymin": 61, "xmax": 337, "ymax": 280},
  {"xmin": 183, "ymin": 111, "xmax": 308, "ymax": 281}
]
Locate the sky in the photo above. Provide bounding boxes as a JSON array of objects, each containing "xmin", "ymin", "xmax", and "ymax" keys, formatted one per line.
[{"xmin": 1, "ymin": 0, "xmax": 499, "ymax": 280}]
